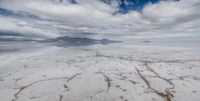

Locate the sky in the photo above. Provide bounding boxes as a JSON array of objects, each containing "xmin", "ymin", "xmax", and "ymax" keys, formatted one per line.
[{"xmin": 0, "ymin": 0, "xmax": 200, "ymax": 40}]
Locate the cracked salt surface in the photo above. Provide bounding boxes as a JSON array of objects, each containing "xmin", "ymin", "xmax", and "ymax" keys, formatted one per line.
[{"xmin": 0, "ymin": 36, "xmax": 200, "ymax": 101}]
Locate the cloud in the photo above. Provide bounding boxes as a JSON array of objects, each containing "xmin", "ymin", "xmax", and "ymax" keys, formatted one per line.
[{"xmin": 0, "ymin": 0, "xmax": 200, "ymax": 39}]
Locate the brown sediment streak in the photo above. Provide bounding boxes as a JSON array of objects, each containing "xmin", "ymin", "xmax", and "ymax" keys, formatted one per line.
[
  {"xmin": 29, "ymin": 96, "xmax": 41, "ymax": 99},
  {"xmin": 116, "ymin": 85, "xmax": 127, "ymax": 92},
  {"xmin": 59, "ymin": 94, "xmax": 64, "ymax": 101},
  {"xmin": 144, "ymin": 62, "xmax": 175, "ymax": 90},
  {"xmin": 103, "ymin": 74, "xmax": 111, "ymax": 93},
  {"xmin": 90, "ymin": 89, "xmax": 105, "ymax": 99},
  {"xmin": 97, "ymin": 71, "xmax": 111, "ymax": 93},
  {"xmin": 66, "ymin": 73, "xmax": 81, "ymax": 82},
  {"xmin": 0, "ymin": 65, "xmax": 28, "ymax": 79},
  {"xmin": 11, "ymin": 73, "xmax": 81, "ymax": 101},
  {"xmin": 135, "ymin": 68, "xmax": 173, "ymax": 101}
]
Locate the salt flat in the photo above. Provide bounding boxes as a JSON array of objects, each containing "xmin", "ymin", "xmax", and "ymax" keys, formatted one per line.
[{"xmin": 0, "ymin": 35, "xmax": 200, "ymax": 101}]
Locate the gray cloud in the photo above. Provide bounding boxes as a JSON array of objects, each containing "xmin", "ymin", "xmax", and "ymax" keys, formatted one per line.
[{"xmin": 0, "ymin": 0, "xmax": 199, "ymax": 39}]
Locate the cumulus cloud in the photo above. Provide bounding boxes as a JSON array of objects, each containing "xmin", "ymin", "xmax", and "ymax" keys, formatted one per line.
[{"xmin": 0, "ymin": 0, "xmax": 200, "ymax": 39}]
